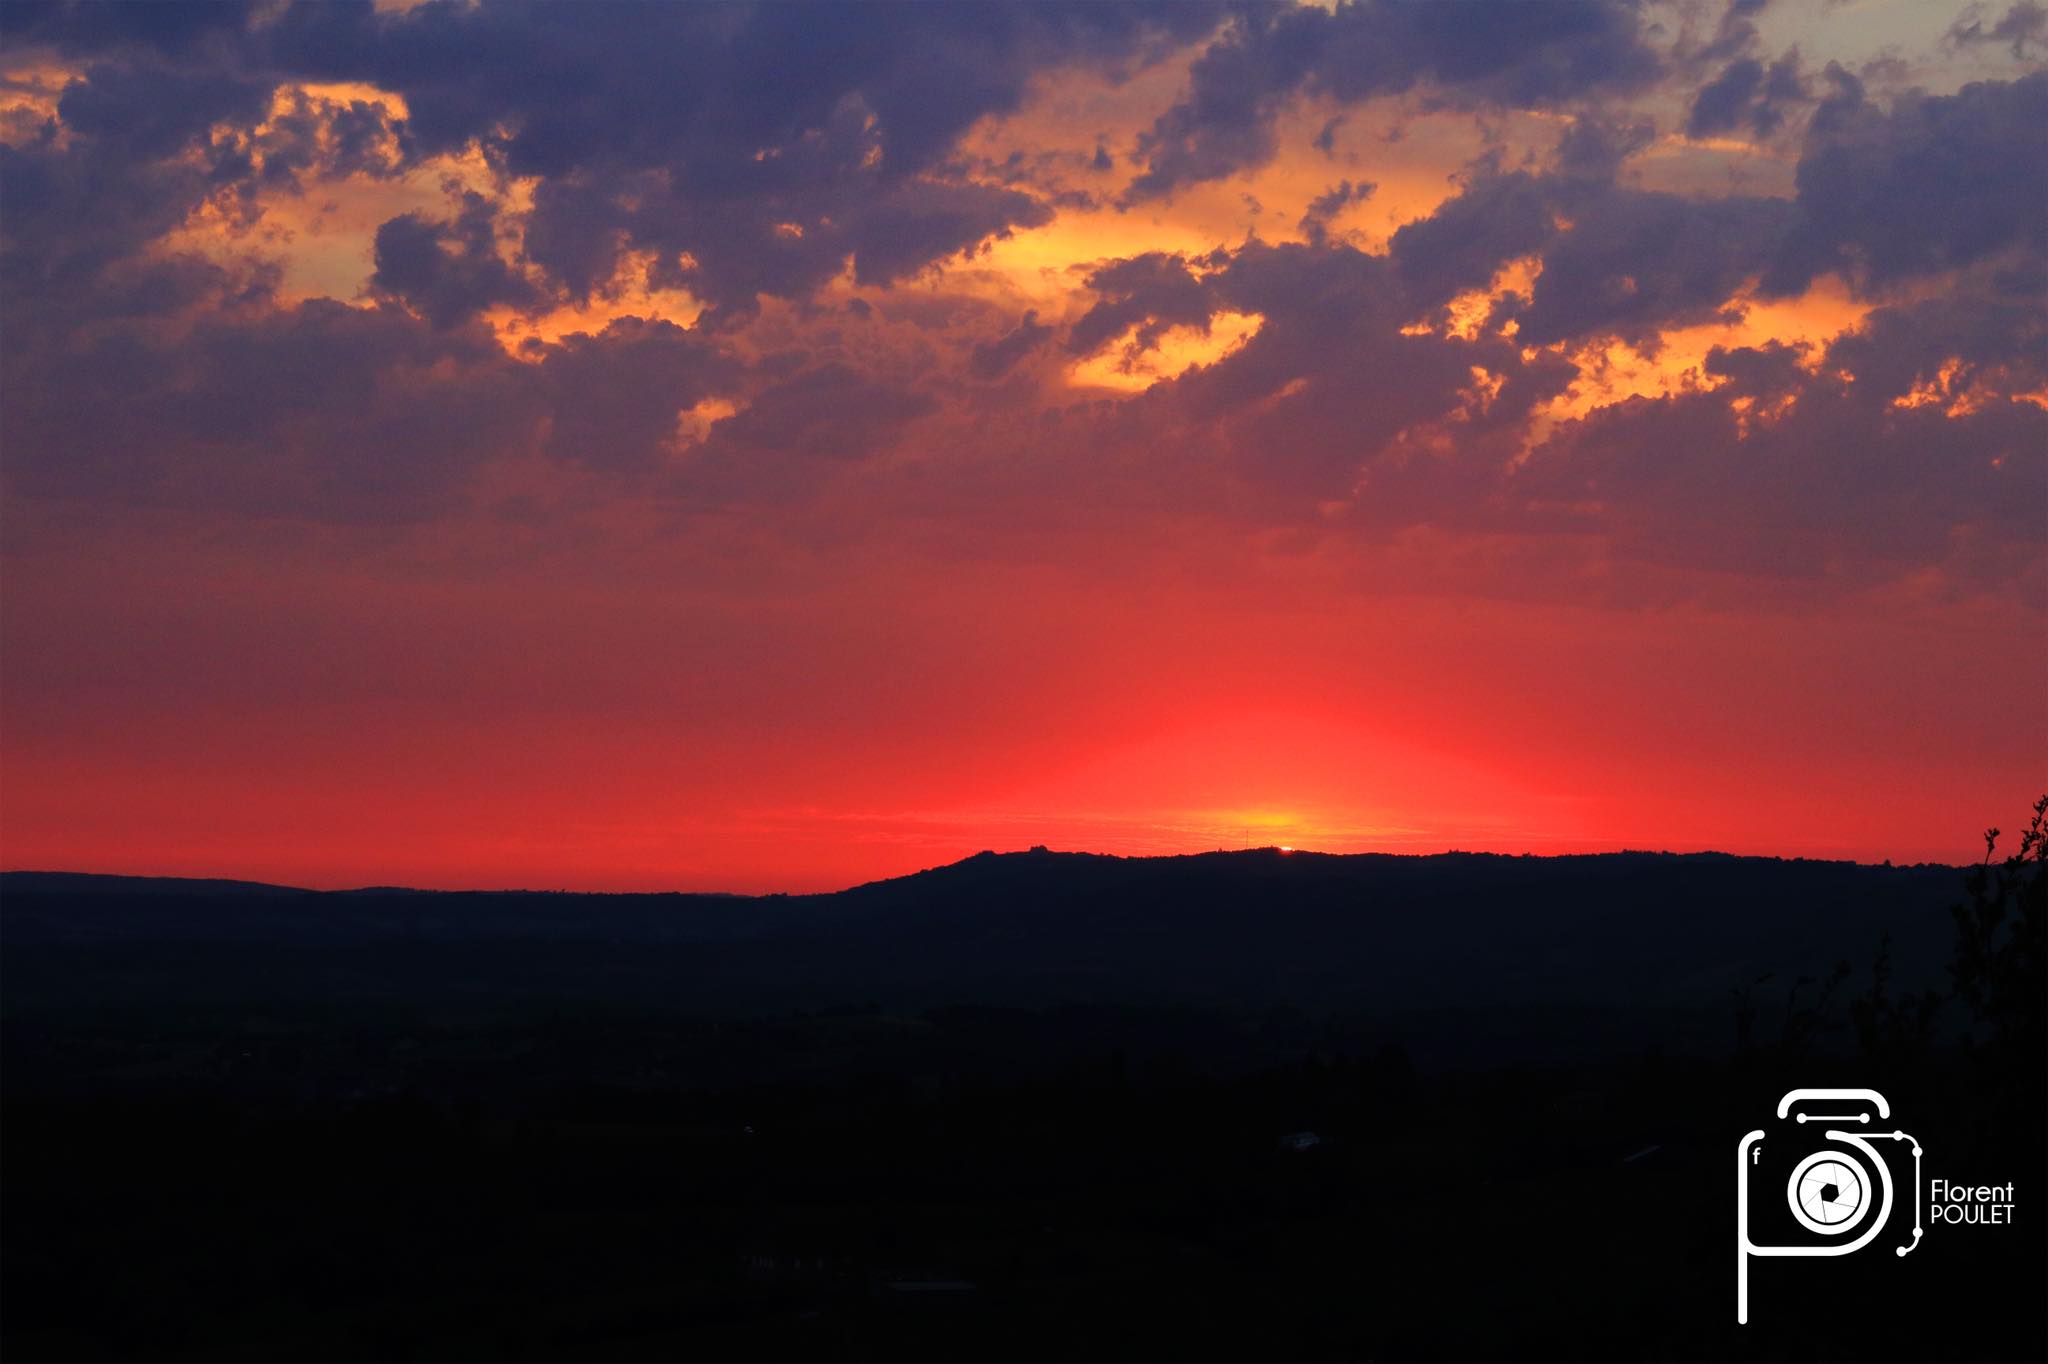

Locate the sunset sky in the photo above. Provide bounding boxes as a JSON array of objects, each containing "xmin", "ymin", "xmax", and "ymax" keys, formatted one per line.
[{"xmin": 2, "ymin": 0, "xmax": 2043, "ymax": 891}]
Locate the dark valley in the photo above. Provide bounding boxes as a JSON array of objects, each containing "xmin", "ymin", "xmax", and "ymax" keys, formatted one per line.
[{"xmin": 3, "ymin": 846, "xmax": 2040, "ymax": 1361}]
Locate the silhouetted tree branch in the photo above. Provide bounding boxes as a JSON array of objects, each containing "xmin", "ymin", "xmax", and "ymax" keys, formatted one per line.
[{"xmin": 1949, "ymin": 793, "xmax": 2048, "ymax": 1059}]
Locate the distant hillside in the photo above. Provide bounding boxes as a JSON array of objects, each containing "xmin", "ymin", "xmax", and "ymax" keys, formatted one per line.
[{"xmin": 0, "ymin": 850, "xmax": 1965, "ymax": 1025}]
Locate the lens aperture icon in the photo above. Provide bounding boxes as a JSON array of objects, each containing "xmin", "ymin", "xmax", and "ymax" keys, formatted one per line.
[
  {"xmin": 1802, "ymin": 1161, "xmax": 1860, "ymax": 1222},
  {"xmin": 1787, "ymin": 1151, "xmax": 1873, "ymax": 1235}
]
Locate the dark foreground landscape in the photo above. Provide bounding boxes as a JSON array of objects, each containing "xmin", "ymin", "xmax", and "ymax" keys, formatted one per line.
[{"xmin": 4, "ymin": 832, "xmax": 2042, "ymax": 1361}]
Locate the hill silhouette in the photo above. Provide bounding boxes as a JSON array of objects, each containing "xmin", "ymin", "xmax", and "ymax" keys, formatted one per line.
[
  {"xmin": 0, "ymin": 849, "xmax": 1961, "ymax": 1025},
  {"xmin": 3, "ymin": 837, "xmax": 2041, "ymax": 1362}
]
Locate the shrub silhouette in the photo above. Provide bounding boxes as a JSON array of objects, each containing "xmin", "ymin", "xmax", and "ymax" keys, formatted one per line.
[
  {"xmin": 1733, "ymin": 793, "xmax": 2047, "ymax": 1069},
  {"xmin": 1949, "ymin": 792, "xmax": 2047, "ymax": 1058}
]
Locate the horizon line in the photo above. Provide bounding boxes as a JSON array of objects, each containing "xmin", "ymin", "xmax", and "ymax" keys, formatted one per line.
[{"xmin": 0, "ymin": 842, "xmax": 1968, "ymax": 900}]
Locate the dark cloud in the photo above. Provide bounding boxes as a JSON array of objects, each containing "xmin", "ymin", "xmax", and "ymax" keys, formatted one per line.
[
  {"xmin": 1700, "ymin": 337, "xmax": 1808, "ymax": 397},
  {"xmin": 54, "ymin": 59, "xmax": 272, "ymax": 160},
  {"xmin": 0, "ymin": 1, "xmax": 1221, "ymax": 523},
  {"xmin": 0, "ymin": 2, "xmax": 1200, "ymax": 331},
  {"xmin": 1947, "ymin": 1, "xmax": 2047, "ymax": 59},
  {"xmin": 371, "ymin": 193, "xmax": 536, "ymax": 330},
  {"xmin": 540, "ymin": 318, "xmax": 740, "ymax": 471},
  {"xmin": 0, "ymin": 60, "xmax": 411, "ymax": 350},
  {"xmin": 1297, "ymin": 178, "xmax": 1371, "ymax": 244},
  {"xmin": 1513, "ymin": 189, "xmax": 1798, "ymax": 346},
  {"xmin": 1688, "ymin": 0, "xmax": 1772, "ymax": 71},
  {"xmin": 1067, "ymin": 252, "xmax": 1218, "ymax": 358},
  {"xmin": 704, "ymin": 364, "xmax": 932, "ymax": 463},
  {"xmin": 1687, "ymin": 50, "xmax": 1809, "ymax": 139},
  {"xmin": 1389, "ymin": 167, "xmax": 1557, "ymax": 305},
  {"xmin": 518, "ymin": 176, "xmax": 632, "ymax": 301},
  {"xmin": 0, "ymin": 0, "xmax": 262, "ymax": 56},
  {"xmin": 1389, "ymin": 139, "xmax": 1798, "ymax": 348},
  {"xmin": 3, "ymin": 0, "xmax": 2042, "ymax": 601},
  {"xmin": 0, "ymin": 97, "xmax": 252, "ymax": 345},
  {"xmin": 1127, "ymin": 0, "xmax": 1659, "ymax": 200},
  {"xmin": 2, "ymin": 302, "xmax": 542, "ymax": 520},
  {"xmin": 1821, "ymin": 293, "xmax": 2048, "ymax": 403},
  {"xmin": 842, "ymin": 181, "xmax": 1055, "ymax": 288},
  {"xmin": 1390, "ymin": 61, "xmax": 2047, "ymax": 346},
  {"xmin": 1061, "ymin": 222, "xmax": 2045, "ymax": 597},
  {"xmin": 513, "ymin": 122, "xmax": 1061, "ymax": 315},
  {"xmin": 1551, "ymin": 114, "xmax": 1654, "ymax": 181},
  {"xmin": 1514, "ymin": 343, "xmax": 2047, "ymax": 587},
  {"xmin": 0, "ymin": 132, "xmax": 210, "ymax": 321},
  {"xmin": 11, "ymin": 0, "xmax": 1224, "ymax": 315},
  {"xmin": 1157, "ymin": 239, "xmax": 1569, "ymax": 503},
  {"xmin": 970, "ymin": 310, "xmax": 1055, "ymax": 380},
  {"xmin": 1486, "ymin": 289, "xmax": 2046, "ymax": 591},
  {"xmin": 3, "ymin": 275, "xmax": 758, "ymax": 519},
  {"xmin": 682, "ymin": 363, "xmax": 935, "ymax": 500},
  {"xmin": 245, "ymin": 87, "xmax": 406, "ymax": 185},
  {"xmin": 1767, "ymin": 68, "xmax": 2048, "ymax": 293}
]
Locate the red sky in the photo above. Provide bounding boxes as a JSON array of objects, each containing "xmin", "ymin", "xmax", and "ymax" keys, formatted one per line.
[{"xmin": 2, "ymin": 1, "xmax": 2044, "ymax": 891}]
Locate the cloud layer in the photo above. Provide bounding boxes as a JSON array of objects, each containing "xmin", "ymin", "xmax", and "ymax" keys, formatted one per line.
[{"xmin": 2, "ymin": 0, "xmax": 2043, "ymax": 886}]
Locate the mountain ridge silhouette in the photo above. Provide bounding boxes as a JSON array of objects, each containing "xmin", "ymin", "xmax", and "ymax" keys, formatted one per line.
[
  {"xmin": 0, "ymin": 843, "xmax": 1964, "ymax": 902},
  {"xmin": 1, "ymin": 850, "xmax": 1963, "ymax": 1030}
]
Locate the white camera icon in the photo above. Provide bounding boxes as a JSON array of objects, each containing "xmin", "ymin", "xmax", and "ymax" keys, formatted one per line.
[{"xmin": 1737, "ymin": 1088, "xmax": 1924, "ymax": 1324}]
